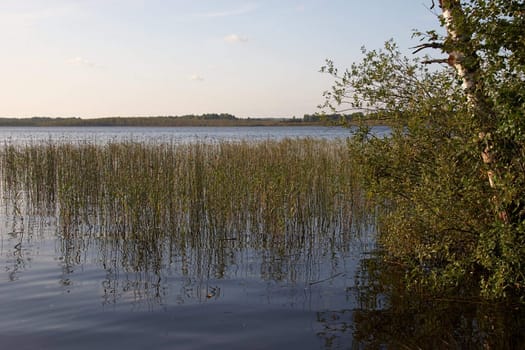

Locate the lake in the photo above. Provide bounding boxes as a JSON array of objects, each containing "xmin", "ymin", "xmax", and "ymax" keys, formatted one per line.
[
  {"xmin": 0, "ymin": 126, "xmax": 370, "ymax": 350},
  {"xmin": 0, "ymin": 125, "xmax": 391, "ymax": 145},
  {"xmin": 0, "ymin": 126, "xmax": 521, "ymax": 349}
]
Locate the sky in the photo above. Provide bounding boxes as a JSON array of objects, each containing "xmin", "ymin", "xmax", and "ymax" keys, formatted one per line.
[{"xmin": 0, "ymin": 0, "xmax": 442, "ymax": 119}]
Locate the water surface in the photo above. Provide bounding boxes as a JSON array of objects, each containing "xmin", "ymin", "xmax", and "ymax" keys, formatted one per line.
[
  {"xmin": 0, "ymin": 127, "xmax": 521, "ymax": 350},
  {"xmin": 0, "ymin": 210, "xmax": 375, "ymax": 349},
  {"xmin": 0, "ymin": 125, "xmax": 391, "ymax": 145},
  {"xmin": 0, "ymin": 133, "xmax": 374, "ymax": 349}
]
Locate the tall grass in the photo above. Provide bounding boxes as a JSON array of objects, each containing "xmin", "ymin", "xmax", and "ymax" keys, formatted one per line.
[{"xmin": 0, "ymin": 139, "xmax": 372, "ymax": 289}]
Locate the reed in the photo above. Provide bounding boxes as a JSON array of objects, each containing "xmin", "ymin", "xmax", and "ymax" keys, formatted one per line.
[{"xmin": 0, "ymin": 139, "xmax": 372, "ymax": 285}]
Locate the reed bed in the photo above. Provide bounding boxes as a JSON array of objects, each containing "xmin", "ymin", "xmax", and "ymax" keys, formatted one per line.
[{"xmin": 0, "ymin": 139, "xmax": 372, "ymax": 285}]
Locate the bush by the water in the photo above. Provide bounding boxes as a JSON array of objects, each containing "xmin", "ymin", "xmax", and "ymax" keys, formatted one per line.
[{"xmin": 322, "ymin": 1, "xmax": 525, "ymax": 302}]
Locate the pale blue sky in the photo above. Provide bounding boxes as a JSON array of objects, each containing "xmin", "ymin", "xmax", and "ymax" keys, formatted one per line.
[{"xmin": 0, "ymin": 0, "xmax": 441, "ymax": 118}]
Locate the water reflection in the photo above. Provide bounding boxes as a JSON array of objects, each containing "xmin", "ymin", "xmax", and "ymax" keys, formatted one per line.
[
  {"xmin": 1, "ymin": 203, "xmax": 366, "ymax": 309},
  {"xmin": 315, "ymin": 255, "xmax": 525, "ymax": 349},
  {"xmin": 54, "ymin": 228, "xmax": 356, "ymax": 307},
  {"xmin": 2, "ymin": 214, "xmax": 37, "ymax": 282}
]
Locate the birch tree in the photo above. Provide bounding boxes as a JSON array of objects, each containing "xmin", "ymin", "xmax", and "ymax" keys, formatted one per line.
[
  {"xmin": 322, "ymin": 0, "xmax": 524, "ymax": 299},
  {"xmin": 417, "ymin": 0, "xmax": 525, "ymax": 225},
  {"xmin": 430, "ymin": 0, "xmax": 524, "ymax": 298}
]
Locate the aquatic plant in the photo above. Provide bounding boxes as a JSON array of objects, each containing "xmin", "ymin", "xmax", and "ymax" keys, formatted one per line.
[{"xmin": 0, "ymin": 139, "xmax": 371, "ymax": 294}]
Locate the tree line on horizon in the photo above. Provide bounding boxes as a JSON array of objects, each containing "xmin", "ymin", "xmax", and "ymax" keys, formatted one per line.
[{"xmin": 0, "ymin": 113, "xmax": 365, "ymax": 127}]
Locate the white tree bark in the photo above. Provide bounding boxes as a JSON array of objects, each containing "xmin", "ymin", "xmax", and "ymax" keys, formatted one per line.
[
  {"xmin": 438, "ymin": 0, "xmax": 505, "ymax": 220},
  {"xmin": 440, "ymin": 1, "xmax": 478, "ymax": 102}
]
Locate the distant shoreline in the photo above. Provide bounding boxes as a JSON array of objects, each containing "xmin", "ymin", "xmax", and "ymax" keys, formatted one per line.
[
  {"xmin": 0, "ymin": 119, "xmax": 326, "ymax": 127},
  {"xmin": 0, "ymin": 114, "xmax": 389, "ymax": 128}
]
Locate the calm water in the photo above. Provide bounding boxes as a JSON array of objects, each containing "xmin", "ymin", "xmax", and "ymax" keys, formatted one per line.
[
  {"xmin": 0, "ymin": 213, "xmax": 375, "ymax": 350},
  {"xmin": 0, "ymin": 125, "xmax": 389, "ymax": 145},
  {"xmin": 0, "ymin": 126, "xmax": 373, "ymax": 349},
  {"xmin": 0, "ymin": 126, "xmax": 521, "ymax": 349}
]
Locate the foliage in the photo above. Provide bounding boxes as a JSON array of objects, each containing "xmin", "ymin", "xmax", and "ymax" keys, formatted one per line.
[
  {"xmin": 321, "ymin": 0, "xmax": 525, "ymax": 301},
  {"xmin": 322, "ymin": 42, "xmax": 489, "ymax": 294},
  {"xmin": 303, "ymin": 112, "xmax": 363, "ymax": 124},
  {"xmin": 426, "ymin": 0, "xmax": 525, "ymax": 300}
]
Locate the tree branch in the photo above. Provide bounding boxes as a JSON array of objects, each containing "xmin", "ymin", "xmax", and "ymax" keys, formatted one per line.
[
  {"xmin": 421, "ymin": 58, "xmax": 449, "ymax": 65},
  {"xmin": 412, "ymin": 42, "xmax": 444, "ymax": 54}
]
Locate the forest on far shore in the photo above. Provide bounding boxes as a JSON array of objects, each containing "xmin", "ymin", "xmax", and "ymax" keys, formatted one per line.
[{"xmin": 0, "ymin": 112, "xmax": 368, "ymax": 127}]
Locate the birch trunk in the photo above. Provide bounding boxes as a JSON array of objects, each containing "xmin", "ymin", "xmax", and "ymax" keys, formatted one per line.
[{"xmin": 438, "ymin": 0, "xmax": 506, "ymax": 221}]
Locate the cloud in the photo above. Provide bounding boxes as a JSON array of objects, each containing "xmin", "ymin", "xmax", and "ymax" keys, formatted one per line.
[
  {"xmin": 68, "ymin": 56, "xmax": 98, "ymax": 68},
  {"xmin": 189, "ymin": 74, "xmax": 204, "ymax": 82},
  {"xmin": 224, "ymin": 34, "xmax": 249, "ymax": 44}
]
